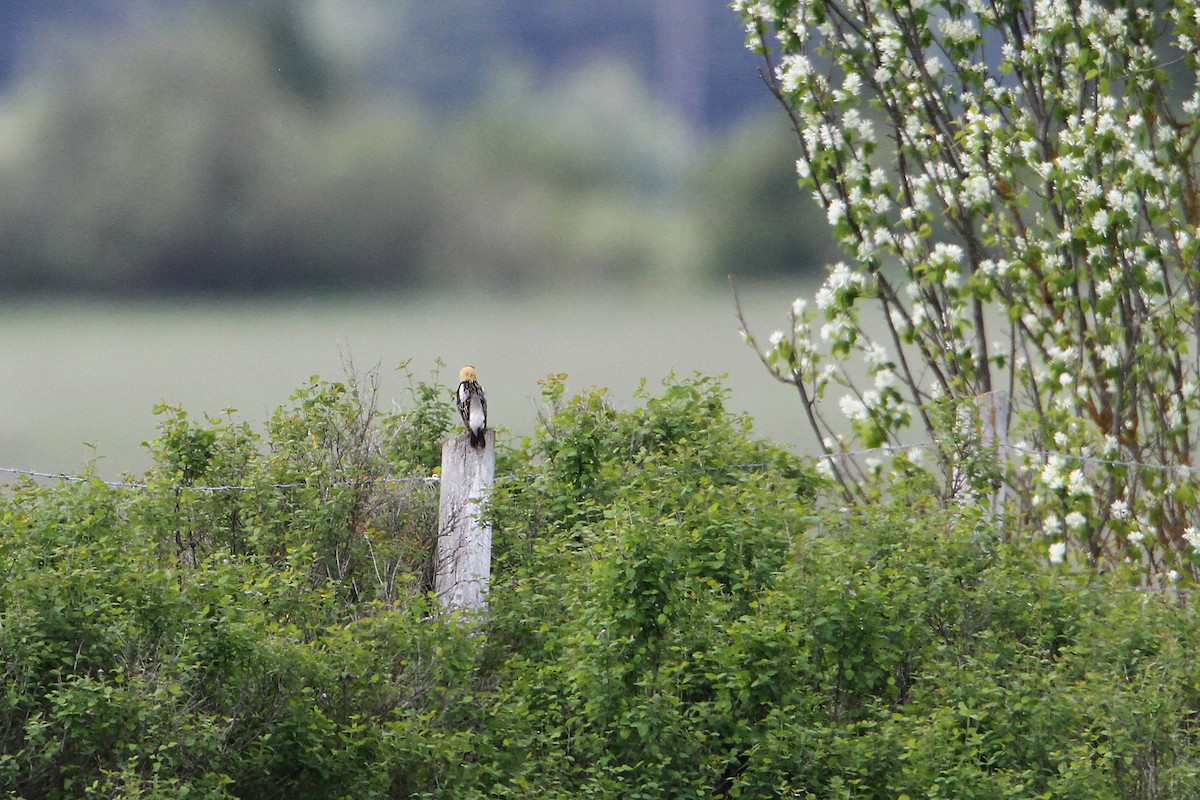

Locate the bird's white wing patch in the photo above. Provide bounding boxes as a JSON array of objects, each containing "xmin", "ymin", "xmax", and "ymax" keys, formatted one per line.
[{"xmin": 468, "ymin": 396, "xmax": 486, "ymax": 433}]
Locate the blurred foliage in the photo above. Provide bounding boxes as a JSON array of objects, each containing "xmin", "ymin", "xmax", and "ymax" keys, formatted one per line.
[
  {"xmin": 298, "ymin": 0, "xmax": 769, "ymax": 128},
  {"xmin": 696, "ymin": 118, "xmax": 839, "ymax": 279},
  {"xmin": 0, "ymin": 3, "xmax": 827, "ymax": 295},
  {"xmin": 3, "ymin": 369, "xmax": 1200, "ymax": 796}
]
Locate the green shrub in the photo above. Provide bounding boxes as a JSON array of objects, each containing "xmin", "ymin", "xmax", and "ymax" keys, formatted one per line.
[
  {"xmin": 473, "ymin": 384, "xmax": 1200, "ymax": 798},
  {"xmin": 0, "ymin": 365, "xmax": 467, "ymax": 798},
  {"xmin": 3, "ymin": 371, "xmax": 1200, "ymax": 798}
]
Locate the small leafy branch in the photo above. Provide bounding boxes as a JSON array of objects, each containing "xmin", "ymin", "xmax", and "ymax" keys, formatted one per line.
[
  {"xmin": 139, "ymin": 361, "xmax": 453, "ymax": 608},
  {"xmin": 733, "ymin": 0, "xmax": 1200, "ymax": 580}
]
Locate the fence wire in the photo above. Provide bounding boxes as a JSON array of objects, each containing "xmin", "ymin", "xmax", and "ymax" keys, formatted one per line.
[
  {"xmin": 811, "ymin": 440, "xmax": 1200, "ymax": 476},
  {"xmin": 2, "ymin": 437, "xmax": 1197, "ymax": 495},
  {"xmin": 0, "ymin": 465, "xmax": 439, "ymax": 493}
]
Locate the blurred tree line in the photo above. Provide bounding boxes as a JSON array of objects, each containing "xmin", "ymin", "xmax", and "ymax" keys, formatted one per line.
[{"xmin": 0, "ymin": 1, "xmax": 834, "ymax": 294}]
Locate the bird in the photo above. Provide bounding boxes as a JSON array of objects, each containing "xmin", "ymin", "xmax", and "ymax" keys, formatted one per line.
[{"xmin": 456, "ymin": 365, "xmax": 488, "ymax": 448}]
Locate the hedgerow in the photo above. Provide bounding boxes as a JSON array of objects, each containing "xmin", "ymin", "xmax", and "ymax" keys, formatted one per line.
[{"xmin": 1, "ymin": 370, "xmax": 1199, "ymax": 798}]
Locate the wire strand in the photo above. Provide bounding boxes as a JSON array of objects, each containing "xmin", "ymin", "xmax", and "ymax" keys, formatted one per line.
[
  {"xmin": 3, "ymin": 438, "xmax": 1198, "ymax": 494},
  {"xmin": 0, "ymin": 466, "xmax": 439, "ymax": 493}
]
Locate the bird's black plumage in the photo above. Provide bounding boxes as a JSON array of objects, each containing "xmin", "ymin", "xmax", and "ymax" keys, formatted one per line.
[{"xmin": 457, "ymin": 366, "xmax": 488, "ymax": 448}]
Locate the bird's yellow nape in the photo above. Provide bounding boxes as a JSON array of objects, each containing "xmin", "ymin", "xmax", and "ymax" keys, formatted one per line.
[{"xmin": 459, "ymin": 365, "xmax": 478, "ymax": 382}]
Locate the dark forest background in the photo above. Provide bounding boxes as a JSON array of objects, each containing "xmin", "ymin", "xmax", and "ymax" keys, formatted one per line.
[{"xmin": 0, "ymin": 0, "xmax": 834, "ymax": 295}]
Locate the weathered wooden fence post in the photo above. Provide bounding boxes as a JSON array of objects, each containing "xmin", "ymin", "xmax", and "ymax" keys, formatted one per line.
[
  {"xmin": 435, "ymin": 430, "xmax": 495, "ymax": 612},
  {"xmin": 979, "ymin": 389, "xmax": 1010, "ymax": 522}
]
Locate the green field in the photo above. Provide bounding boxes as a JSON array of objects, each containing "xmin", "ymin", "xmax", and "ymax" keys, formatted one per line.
[{"xmin": 0, "ymin": 283, "xmax": 817, "ymax": 479}]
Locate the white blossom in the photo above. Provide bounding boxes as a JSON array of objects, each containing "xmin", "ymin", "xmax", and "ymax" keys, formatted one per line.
[
  {"xmin": 1048, "ymin": 541, "xmax": 1067, "ymax": 564},
  {"xmin": 827, "ymin": 199, "xmax": 847, "ymax": 227},
  {"xmin": 1041, "ymin": 455, "xmax": 1066, "ymax": 490},
  {"xmin": 820, "ymin": 318, "xmax": 853, "ymax": 343},
  {"xmin": 1097, "ymin": 344, "xmax": 1120, "ymax": 368},
  {"xmin": 1184, "ymin": 527, "xmax": 1200, "ymax": 551},
  {"xmin": 1078, "ymin": 178, "xmax": 1102, "ymax": 202},
  {"xmin": 815, "ymin": 286, "xmax": 835, "ymax": 311},
  {"xmin": 873, "ymin": 368, "xmax": 899, "ymax": 390},
  {"xmin": 940, "ymin": 17, "xmax": 977, "ymax": 42},
  {"xmin": 1066, "ymin": 469, "xmax": 1091, "ymax": 497},
  {"xmin": 827, "ymin": 262, "xmax": 863, "ymax": 291},
  {"xmin": 843, "ymin": 109, "xmax": 874, "ymax": 141},
  {"xmin": 839, "ymin": 394, "xmax": 869, "ymax": 422},
  {"xmin": 1106, "ymin": 187, "xmax": 1136, "ymax": 216},
  {"xmin": 777, "ymin": 53, "xmax": 813, "ymax": 93},
  {"xmin": 864, "ymin": 342, "xmax": 889, "ymax": 368},
  {"xmin": 962, "ymin": 174, "xmax": 991, "ymax": 206}
]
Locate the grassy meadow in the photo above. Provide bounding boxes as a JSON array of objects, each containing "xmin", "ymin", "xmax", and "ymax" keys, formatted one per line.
[{"xmin": 0, "ymin": 283, "xmax": 818, "ymax": 479}]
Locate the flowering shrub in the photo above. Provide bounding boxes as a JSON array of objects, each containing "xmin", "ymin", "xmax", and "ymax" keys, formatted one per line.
[{"xmin": 734, "ymin": 0, "xmax": 1200, "ymax": 580}]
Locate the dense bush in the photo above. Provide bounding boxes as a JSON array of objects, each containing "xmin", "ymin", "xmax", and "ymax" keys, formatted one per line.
[
  {"xmin": 2, "ymin": 370, "xmax": 1200, "ymax": 797},
  {"xmin": 0, "ymin": 364, "xmax": 466, "ymax": 799},
  {"xmin": 477, "ymin": 387, "xmax": 1200, "ymax": 797}
]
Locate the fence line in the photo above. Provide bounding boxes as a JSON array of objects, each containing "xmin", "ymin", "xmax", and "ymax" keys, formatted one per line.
[
  {"xmin": 999, "ymin": 443, "xmax": 1200, "ymax": 475},
  {"xmin": 0, "ymin": 465, "xmax": 439, "ymax": 493},
  {"xmin": 0, "ymin": 461, "xmax": 781, "ymax": 494},
  {"xmin": 2, "ymin": 437, "xmax": 1198, "ymax": 495},
  {"xmin": 813, "ymin": 441, "xmax": 934, "ymax": 462},
  {"xmin": 814, "ymin": 439, "xmax": 1200, "ymax": 475}
]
